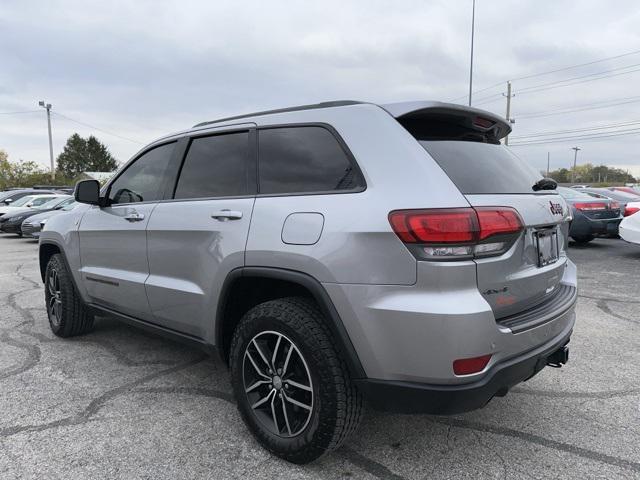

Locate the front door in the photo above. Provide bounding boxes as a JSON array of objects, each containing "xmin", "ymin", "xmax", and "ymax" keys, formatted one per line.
[{"xmin": 78, "ymin": 142, "xmax": 177, "ymax": 321}]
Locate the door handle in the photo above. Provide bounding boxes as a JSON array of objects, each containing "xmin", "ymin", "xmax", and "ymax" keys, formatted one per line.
[
  {"xmin": 124, "ymin": 212, "xmax": 145, "ymax": 222},
  {"xmin": 211, "ymin": 209, "xmax": 243, "ymax": 221}
]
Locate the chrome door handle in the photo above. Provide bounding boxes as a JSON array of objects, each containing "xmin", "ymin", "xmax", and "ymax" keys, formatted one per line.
[
  {"xmin": 211, "ymin": 209, "xmax": 243, "ymax": 221},
  {"xmin": 124, "ymin": 212, "xmax": 145, "ymax": 222}
]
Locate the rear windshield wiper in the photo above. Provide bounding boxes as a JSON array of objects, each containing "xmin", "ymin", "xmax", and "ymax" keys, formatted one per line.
[{"xmin": 532, "ymin": 178, "xmax": 557, "ymax": 191}]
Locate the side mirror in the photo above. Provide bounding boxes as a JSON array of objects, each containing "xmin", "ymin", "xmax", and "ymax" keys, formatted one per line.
[
  {"xmin": 4, "ymin": 198, "xmax": 13, "ymax": 205},
  {"xmin": 74, "ymin": 180, "xmax": 101, "ymax": 205}
]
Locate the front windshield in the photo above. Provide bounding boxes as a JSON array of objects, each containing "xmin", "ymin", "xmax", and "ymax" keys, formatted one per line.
[
  {"xmin": 60, "ymin": 200, "xmax": 77, "ymax": 211},
  {"xmin": 35, "ymin": 196, "xmax": 69, "ymax": 210},
  {"xmin": 29, "ymin": 197, "xmax": 56, "ymax": 207},
  {"xmin": 10, "ymin": 195, "xmax": 35, "ymax": 207}
]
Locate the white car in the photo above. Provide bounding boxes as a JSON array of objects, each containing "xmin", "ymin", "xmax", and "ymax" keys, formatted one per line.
[
  {"xmin": 0, "ymin": 194, "xmax": 64, "ymax": 216},
  {"xmin": 620, "ymin": 211, "xmax": 640, "ymax": 245}
]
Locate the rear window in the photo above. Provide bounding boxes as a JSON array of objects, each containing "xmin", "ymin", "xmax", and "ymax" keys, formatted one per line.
[
  {"xmin": 556, "ymin": 187, "xmax": 592, "ymax": 199},
  {"xmin": 420, "ymin": 141, "xmax": 543, "ymax": 194},
  {"xmin": 258, "ymin": 126, "xmax": 364, "ymax": 195}
]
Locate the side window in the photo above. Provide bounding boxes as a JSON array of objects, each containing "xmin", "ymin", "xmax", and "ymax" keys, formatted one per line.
[
  {"xmin": 174, "ymin": 131, "xmax": 250, "ymax": 199},
  {"xmin": 258, "ymin": 126, "xmax": 363, "ymax": 194},
  {"xmin": 108, "ymin": 142, "xmax": 175, "ymax": 204}
]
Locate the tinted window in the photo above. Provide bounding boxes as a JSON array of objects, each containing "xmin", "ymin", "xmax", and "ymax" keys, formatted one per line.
[
  {"xmin": 174, "ymin": 132, "xmax": 249, "ymax": 199},
  {"xmin": 420, "ymin": 141, "xmax": 542, "ymax": 194},
  {"xmin": 258, "ymin": 126, "xmax": 362, "ymax": 194},
  {"xmin": 108, "ymin": 143, "xmax": 175, "ymax": 204},
  {"xmin": 556, "ymin": 187, "xmax": 592, "ymax": 199}
]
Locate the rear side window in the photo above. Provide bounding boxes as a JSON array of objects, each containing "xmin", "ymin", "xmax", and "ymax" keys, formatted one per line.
[
  {"xmin": 420, "ymin": 141, "xmax": 542, "ymax": 194},
  {"xmin": 258, "ymin": 126, "xmax": 363, "ymax": 194},
  {"xmin": 174, "ymin": 132, "xmax": 250, "ymax": 199},
  {"xmin": 109, "ymin": 142, "xmax": 175, "ymax": 204}
]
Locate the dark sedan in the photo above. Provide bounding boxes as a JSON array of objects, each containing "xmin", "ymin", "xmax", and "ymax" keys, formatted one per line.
[
  {"xmin": 557, "ymin": 187, "xmax": 622, "ymax": 243},
  {"xmin": 0, "ymin": 196, "xmax": 72, "ymax": 236},
  {"xmin": 576, "ymin": 187, "xmax": 640, "ymax": 217}
]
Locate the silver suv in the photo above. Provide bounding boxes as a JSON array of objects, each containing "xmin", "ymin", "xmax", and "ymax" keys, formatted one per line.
[{"xmin": 39, "ymin": 100, "xmax": 576, "ymax": 463}]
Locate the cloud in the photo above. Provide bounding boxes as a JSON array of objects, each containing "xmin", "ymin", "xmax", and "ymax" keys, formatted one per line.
[{"xmin": 1, "ymin": 0, "xmax": 640, "ymax": 174}]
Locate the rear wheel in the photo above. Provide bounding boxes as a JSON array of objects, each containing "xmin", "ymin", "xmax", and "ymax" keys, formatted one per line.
[
  {"xmin": 571, "ymin": 235, "xmax": 594, "ymax": 244},
  {"xmin": 45, "ymin": 254, "xmax": 94, "ymax": 337},
  {"xmin": 229, "ymin": 297, "xmax": 363, "ymax": 464}
]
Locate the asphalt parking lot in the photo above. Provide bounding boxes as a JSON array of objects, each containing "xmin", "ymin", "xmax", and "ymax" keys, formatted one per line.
[{"xmin": 0, "ymin": 236, "xmax": 638, "ymax": 479}]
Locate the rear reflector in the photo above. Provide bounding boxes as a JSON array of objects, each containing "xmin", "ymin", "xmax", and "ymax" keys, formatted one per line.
[
  {"xmin": 625, "ymin": 206, "xmax": 640, "ymax": 217},
  {"xmin": 573, "ymin": 202, "xmax": 607, "ymax": 211},
  {"xmin": 453, "ymin": 354, "xmax": 492, "ymax": 375},
  {"xmin": 473, "ymin": 117, "xmax": 495, "ymax": 129}
]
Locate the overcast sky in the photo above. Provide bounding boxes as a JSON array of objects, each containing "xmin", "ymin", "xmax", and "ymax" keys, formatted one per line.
[{"xmin": 1, "ymin": 0, "xmax": 640, "ymax": 176}]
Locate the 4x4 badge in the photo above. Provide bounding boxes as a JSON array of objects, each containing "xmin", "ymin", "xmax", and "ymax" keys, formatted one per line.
[{"xmin": 549, "ymin": 201, "xmax": 563, "ymax": 215}]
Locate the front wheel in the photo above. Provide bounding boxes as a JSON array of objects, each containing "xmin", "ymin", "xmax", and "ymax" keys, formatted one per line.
[
  {"xmin": 229, "ymin": 297, "xmax": 363, "ymax": 464},
  {"xmin": 45, "ymin": 254, "xmax": 94, "ymax": 337}
]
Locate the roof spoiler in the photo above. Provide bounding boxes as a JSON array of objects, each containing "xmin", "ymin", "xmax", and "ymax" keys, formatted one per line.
[{"xmin": 381, "ymin": 101, "xmax": 511, "ymax": 142}]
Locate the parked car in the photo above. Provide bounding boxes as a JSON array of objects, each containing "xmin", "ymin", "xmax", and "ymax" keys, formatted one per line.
[
  {"xmin": 619, "ymin": 210, "xmax": 640, "ymax": 245},
  {"xmin": 557, "ymin": 187, "xmax": 622, "ymax": 243},
  {"xmin": 609, "ymin": 186, "xmax": 640, "ymax": 196},
  {"xmin": 39, "ymin": 100, "xmax": 575, "ymax": 463},
  {"xmin": 0, "ymin": 196, "xmax": 72, "ymax": 236},
  {"xmin": 0, "ymin": 194, "xmax": 64, "ymax": 218},
  {"xmin": 0, "ymin": 189, "xmax": 55, "ymax": 206},
  {"xmin": 21, "ymin": 199, "xmax": 77, "ymax": 239},
  {"xmin": 575, "ymin": 187, "xmax": 640, "ymax": 217}
]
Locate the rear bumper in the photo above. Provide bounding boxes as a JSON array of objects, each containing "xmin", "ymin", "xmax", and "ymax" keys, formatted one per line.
[
  {"xmin": 356, "ymin": 327, "xmax": 572, "ymax": 414},
  {"xmin": 570, "ymin": 212, "xmax": 621, "ymax": 237}
]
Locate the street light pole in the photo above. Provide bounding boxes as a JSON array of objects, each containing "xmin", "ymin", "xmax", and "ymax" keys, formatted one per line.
[
  {"xmin": 39, "ymin": 101, "xmax": 54, "ymax": 181},
  {"xmin": 571, "ymin": 146, "xmax": 581, "ymax": 184},
  {"xmin": 468, "ymin": 0, "xmax": 476, "ymax": 106}
]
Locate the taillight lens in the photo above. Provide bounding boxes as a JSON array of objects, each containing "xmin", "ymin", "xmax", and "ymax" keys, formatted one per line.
[
  {"xmin": 625, "ymin": 206, "xmax": 640, "ymax": 217},
  {"xmin": 573, "ymin": 202, "xmax": 607, "ymax": 211},
  {"xmin": 389, "ymin": 207, "xmax": 523, "ymax": 260},
  {"xmin": 610, "ymin": 201, "xmax": 620, "ymax": 210}
]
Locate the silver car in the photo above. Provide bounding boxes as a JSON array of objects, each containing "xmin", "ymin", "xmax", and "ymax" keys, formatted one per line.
[{"xmin": 39, "ymin": 100, "xmax": 576, "ymax": 463}]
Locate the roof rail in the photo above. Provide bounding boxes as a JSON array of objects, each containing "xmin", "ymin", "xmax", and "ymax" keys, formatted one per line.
[{"xmin": 193, "ymin": 100, "xmax": 363, "ymax": 128}]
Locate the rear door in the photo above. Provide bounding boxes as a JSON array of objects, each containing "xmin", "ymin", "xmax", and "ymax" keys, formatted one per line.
[
  {"xmin": 145, "ymin": 127, "xmax": 256, "ymax": 338},
  {"xmin": 420, "ymin": 140, "xmax": 571, "ymax": 318},
  {"xmin": 78, "ymin": 142, "xmax": 176, "ymax": 320}
]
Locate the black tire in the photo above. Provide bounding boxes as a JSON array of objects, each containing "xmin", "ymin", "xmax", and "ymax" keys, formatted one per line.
[
  {"xmin": 44, "ymin": 254, "xmax": 94, "ymax": 337},
  {"xmin": 229, "ymin": 296, "xmax": 363, "ymax": 464},
  {"xmin": 571, "ymin": 235, "xmax": 594, "ymax": 244}
]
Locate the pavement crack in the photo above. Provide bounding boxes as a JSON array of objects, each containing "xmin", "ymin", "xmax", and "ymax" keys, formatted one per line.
[
  {"xmin": 511, "ymin": 386, "xmax": 640, "ymax": 399},
  {"xmin": 0, "ymin": 331, "xmax": 41, "ymax": 380},
  {"xmin": 337, "ymin": 447, "xmax": 409, "ymax": 480},
  {"xmin": 434, "ymin": 417, "xmax": 640, "ymax": 474},
  {"xmin": 0, "ymin": 356, "xmax": 206, "ymax": 438}
]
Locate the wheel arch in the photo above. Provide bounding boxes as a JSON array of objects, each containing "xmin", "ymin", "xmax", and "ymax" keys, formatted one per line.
[
  {"xmin": 39, "ymin": 241, "xmax": 63, "ymax": 282},
  {"xmin": 216, "ymin": 267, "xmax": 366, "ymax": 379}
]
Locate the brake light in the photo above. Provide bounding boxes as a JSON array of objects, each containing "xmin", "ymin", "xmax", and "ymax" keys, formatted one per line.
[
  {"xmin": 453, "ymin": 354, "xmax": 492, "ymax": 375},
  {"xmin": 388, "ymin": 207, "xmax": 523, "ymax": 260},
  {"xmin": 573, "ymin": 202, "xmax": 607, "ymax": 211},
  {"xmin": 625, "ymin": 206, "xmax": 640, "ymax": 217},
  {"xmin": 610, "ymin": 201, "xmax": 620, "ymax": 210}
]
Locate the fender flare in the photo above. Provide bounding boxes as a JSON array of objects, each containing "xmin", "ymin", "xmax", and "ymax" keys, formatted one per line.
[{"xmin": 216, "ymin": 267, "xmax": 366, "ymax": 379}]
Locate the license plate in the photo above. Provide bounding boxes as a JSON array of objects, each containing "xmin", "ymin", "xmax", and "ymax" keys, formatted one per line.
[{"xmin": 535, "ymin": 229, "xmax": 559, "ymax": 267}]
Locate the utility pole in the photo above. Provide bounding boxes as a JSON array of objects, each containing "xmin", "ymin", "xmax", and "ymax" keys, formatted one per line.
[
  {"xmin": 468, "ymin": 0, "xmax": 476, "ymax": 106},
  {"xmin": 39, "ymin": 101, "xmax": 54, "ymax": 181},
  {"xmin": 570, "ymin": 146, "xmax": 581, "ymax": 184},
  {"xmin": 546, "ymin": 152, "xmax": 550, "ymax": 177},
  {"xmin": 503, "ymin": 81, "xmax": 514, "ymax": 145}
]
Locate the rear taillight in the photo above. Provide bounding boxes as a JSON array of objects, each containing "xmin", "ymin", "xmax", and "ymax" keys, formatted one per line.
[
  {"xmin": 610, "ymin": 201, "xmax": 620, "ymax": 210},
  {"xmin": 573, "ymin": 202, "xmax": 607, "ymax": 211},
  {"xmin": 625, "ymin": 206, "xmax": 640, "ymax": 217},
  {"xmin": 388, "ymin": 207, "xmax": 523, "ymax": 260}
]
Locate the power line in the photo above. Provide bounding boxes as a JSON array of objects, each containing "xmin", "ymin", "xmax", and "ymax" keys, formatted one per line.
[
  {"xmin": 511, "ymin": 119, "xmax": 640, "ymax": 139},
  {"xmin": 517, "ymin": 95, "xmax": 640, "ymax": 119},
  {"xmin": 510, "ymin": 127, "xmax": 640, "ymax": 146},
  {"xmin": 0, "ymin": 110, "xmax": 40, "ymax": 115},
  {"xmin": 448, "ymin": 48, "xmax": 640, "ymax": 102},
  {"xmin": 52, "ymin": 112, "xmax": 143, "ymax": 144}
]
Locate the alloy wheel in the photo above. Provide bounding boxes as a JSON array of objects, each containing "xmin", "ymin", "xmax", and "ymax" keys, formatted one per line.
[
  {"xmin": 242, "ymin": 331, "xmax": 314, "ymax": 437},
  {"xmin": 47, "ymin": 268, "xmax": 62, "ymax": 327}
]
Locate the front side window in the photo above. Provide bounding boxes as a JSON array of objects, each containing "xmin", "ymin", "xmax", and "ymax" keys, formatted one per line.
[
  {"xmin": 108, "ymin": 142, "xmax": 175, "ymax": 204},
  {"xmin": 174, "ymin": 131, "xmax": 250, "ymax": 199},
  {"xmin": 258, "ymin": 126, "xmax": 363, "ymax": 194}
]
